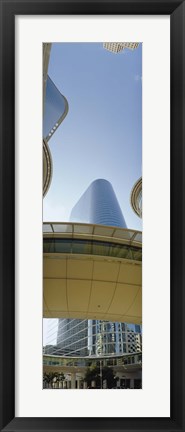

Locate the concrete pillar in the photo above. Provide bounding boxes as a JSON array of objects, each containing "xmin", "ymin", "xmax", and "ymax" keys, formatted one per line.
[
  {"xmin": 71, "ymin": 373, "xmax": 76, "ymax": 389},
  {"xmin": 130, "ymin": 379, "xmax": 134, "ymax": 389},
  {"xmin": 77, "ymin": 380, "xmax": 81, "ymax": 389},
  {"xmin": 103, "ymin": 379, "xmax": 107, "ymax": 389},
  {"xmin": 83, "ymin": 381, "xmax": 87, "ymax": 389}
]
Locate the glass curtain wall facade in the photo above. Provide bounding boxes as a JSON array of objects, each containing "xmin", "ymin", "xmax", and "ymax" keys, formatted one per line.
[
  {"xmin": 103, "ymin": 42, "xmax": 139, "ymax": 53},
  {"xmin": 43, "ymin": 74, "xmax": 69, "ymax": 196},
  {"xmin": 45, "ymin": 320, "xmax": 142, "ymax": 357},
  {"xmin": 43, "ymin": 75, "xmax": 69, "ymax": 142},
  {"xmin": 70, "ymin": 179, "xmax": 127, "ymax": 228},
  {"xmin": 53, "ymin": 179, "xmax": 141, "ymax": 357}
]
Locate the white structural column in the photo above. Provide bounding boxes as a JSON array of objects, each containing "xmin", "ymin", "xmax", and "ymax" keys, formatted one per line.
[
  {"xmin": 77, "ymin": 380, "xmax": 81, "ymax": 389},
  {"xmin": 71, "ymin": 373, "xmax": 76, "ymax": 389}
]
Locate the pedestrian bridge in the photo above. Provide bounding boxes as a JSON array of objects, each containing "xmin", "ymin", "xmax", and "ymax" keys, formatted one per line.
[
  {"xmin": 43, "ymin": 222, "xmax": 142, "ymax": 324},
  {"xmin": 43, "ymin": 352, "xmax": 142, "ymax": 374},
  {"xmin": 43, "ymin": 352, "xmax": 142, "ymax": 389}
]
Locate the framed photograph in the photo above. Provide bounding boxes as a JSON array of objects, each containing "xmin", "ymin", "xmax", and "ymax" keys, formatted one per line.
[
  {"xmin": 0, "ymin": 0, "xmax": 184, "ymax": 431},
  {"xmin": 43, "ymin": 43, "xmax": 143, "ymax": 391}
]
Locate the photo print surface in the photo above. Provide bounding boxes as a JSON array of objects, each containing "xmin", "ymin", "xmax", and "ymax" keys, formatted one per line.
[{"xmin": 43, "ymin": 42, "xmax": 142, "ymax": 390}]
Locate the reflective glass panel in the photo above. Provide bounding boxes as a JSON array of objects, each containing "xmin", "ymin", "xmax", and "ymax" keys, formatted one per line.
[
  {"xmin": 52, "ymin": 224, "xmax": 73, "ymax": 233},
  {"xmin": 43, "ymin": 238, "xmax": 142, "ymax": 261},
  {"xmin": 73, "ymin": 224, "xmax": 94, "ymax": 234},
  {"xmin": 43, "ymin": 224, "xmax": 53, "ymax": 233},
  {"xmin": 43, "ymin": 76, "xmax": 68, "ymax": 140}
]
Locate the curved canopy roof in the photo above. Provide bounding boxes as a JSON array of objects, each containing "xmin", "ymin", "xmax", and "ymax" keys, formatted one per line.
[{"xmin": 43, "ymin": 223, "xmax": 142, "ymax": 324}]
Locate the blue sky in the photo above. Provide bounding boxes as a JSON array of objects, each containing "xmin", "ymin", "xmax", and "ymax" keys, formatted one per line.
[{"xmin": 43, "ymin": 42, "xmax": 142, "ymax": 231}]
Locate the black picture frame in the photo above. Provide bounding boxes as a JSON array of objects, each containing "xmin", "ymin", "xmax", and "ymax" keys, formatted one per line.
[{"xmin": 0, "ymin": 0, "xmax": 185, "ymax": 431}]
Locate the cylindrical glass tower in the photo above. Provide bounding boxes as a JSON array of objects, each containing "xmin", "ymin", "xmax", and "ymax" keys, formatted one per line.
[{"xmin": 70, "ymin": 179, "xmax": 127, "ymax": 228}]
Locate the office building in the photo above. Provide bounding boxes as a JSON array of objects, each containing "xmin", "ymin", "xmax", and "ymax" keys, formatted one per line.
[
  {"xmin": 57, "ymin": 319, "xmax": 89, "ymax": 356},
  {"xmin": 103, "ymin": 42, "xmax": 139, "ymax": 53},
  {"xmin": 43, "ymin": 71, "xmax": 69, "ymax": 196},
  {"xmin": 70, "ymin": 179, "xmax": 127, "ymax": 228},
  {"xmin": 45, "ymin": 319, "xmax": 142, "ymax": 357}
]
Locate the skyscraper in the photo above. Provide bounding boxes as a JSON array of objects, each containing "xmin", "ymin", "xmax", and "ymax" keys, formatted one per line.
[
  {"xmin": 103, "ymin": 42, "xmax": 139, "ymax": 53},
  {"xmin": 70, "ymin": 179, "xmax": 127, "ymax": 228},
  {"xmin": 43, "ymin": 74, "xmax": 69, "ymax": 196},
  {"xmin": 55, "ymin": 179, "xmax": 142, "ymax": 357},
  {"xmin": 57, "ymin": 319, "xmax": 89, "ymax": 356}
]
